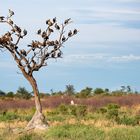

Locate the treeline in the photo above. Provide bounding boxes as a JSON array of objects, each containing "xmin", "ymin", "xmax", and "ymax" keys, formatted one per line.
[{"xmin": 0, "ymin": 85, "xmax": 139, "ymax": 99}]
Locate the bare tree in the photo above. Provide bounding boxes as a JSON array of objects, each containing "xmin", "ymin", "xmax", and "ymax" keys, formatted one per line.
[{"xmin": 0, "ymin": 10, "xmax": 77, "ymax": 129}]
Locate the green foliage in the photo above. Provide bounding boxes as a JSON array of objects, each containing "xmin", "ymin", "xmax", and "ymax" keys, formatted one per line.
[
  {"xmin": 0, "ymin": 111, "xmax": 18, "ymax": 122},
  {"xmin": 45, "ymin": 124, "xmax": 105, "ymax": 140},
  {"xmin": 107, "ymin": 104, "xmax": 120, "ymax": 110},
  {"xmin": 98, "ymin": 107, "xmax": 107, "ymax": 114},
  {"xmin": 1, "ymin": 124, "xmax": 140, "ymax": 140},
  {"xmin": 94, "ymin": 88, "xmax": 104, "ymax": 95},
  {"xmin": 76, "ymin": 87, "xmax": 93, "ymax": 98},
  {"xmin": 0, "ymin": 90, "xmax": 6, "ymax": 96},
  {"xmin": 6, "ymin": 91, "xmax": 14, "ymax": 98},
  {"xmin": 17, "ymin": 133, "xmax": 43, "ymax": 140},
  {"xmin": 108, "ymin": 127, "xmax": 140, "ymax": 140},
  {"xmin": 57, "ymin": 104, "xmax": 68, "ymax": 115},
  {"xmin": 39, "ymin": 93, "xmax": 50, "ymax": 98},
  {"xmin": 118, "ymin": 115, "xmax": 140, "ymax": 126},
  {"xmin": 105, "ymin": 104, "xmax": 120, "ymax": 121},
  {"xmin": 65, "ymin": 84, "xmax": 75, "ymax": 96},
  {"xmin": 16, "ymin": 87, "xmax": 32, "ymax": 99},
  {"xmin": 57, "ymin": 104, "xmax": 87, "ymax": 117}
]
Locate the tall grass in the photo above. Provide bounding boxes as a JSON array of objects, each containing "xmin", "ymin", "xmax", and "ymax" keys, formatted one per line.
[{"xmin": 1, "ymin": 95, "xmax": 140, "ymax": 110}]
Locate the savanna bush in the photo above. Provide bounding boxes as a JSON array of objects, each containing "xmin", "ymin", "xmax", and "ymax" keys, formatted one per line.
[{"xmin": 57, "ymin": 104, "xmax": 87, "ymax": 117}]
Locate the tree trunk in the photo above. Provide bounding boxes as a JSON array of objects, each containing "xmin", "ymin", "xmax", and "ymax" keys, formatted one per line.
[{"xmin": 25, "ymin": 75, "xmax": 48, "ymax": 129}]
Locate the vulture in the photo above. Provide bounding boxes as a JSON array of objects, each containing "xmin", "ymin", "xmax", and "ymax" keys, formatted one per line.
[
  {"xmin": 9, "ymin": 9, "xmax": 14, "ymax": 16},
  {"xmin": 55, "ymin": 23, "xmax": 60, "ymax": 30},
  {"xmin": 64, "ymin": 18, "xmax": 71, "ymax": 24},
  {"xmin": 68, "ymin": 30, "xmax": 72, "ymax": 37},
  {"xmin": 46, "ymin": 19, "xmax": 53, "ymax": 26},
  {"xmin": 37, "ymin": 29, "xmax": 41, "ymax": 35},
  {"xmin": 0, "ymin": 16, "xmax": 5, "ymax": 21},
  {"xmin": 62, "ymin": 36, "xmax": 66, "ymax": 42}
]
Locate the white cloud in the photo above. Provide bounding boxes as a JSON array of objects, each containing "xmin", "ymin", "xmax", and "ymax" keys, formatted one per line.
[
  {"xmin": 109, "ymin": 54, "xmax": 140, "ymax": 62},
  {"xmin": 55, "ymin": 53, "xmax": 140, "ymax": 65}
]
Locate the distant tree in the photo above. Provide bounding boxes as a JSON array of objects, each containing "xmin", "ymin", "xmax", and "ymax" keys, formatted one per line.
[
  {"xmin": 39, "ymin": 92, "xmax": 50, "ymax": 98},
  {"xmin": 120, "ymin": 86, "xmax": 126, "ymax": 93},
  {"xmin": 94, "ymin": 88, "xmax": 104, "ymax": 95},
  {"xmin": 16, "ymin": 87, "xmax": 32, "ymax": 99},
  {"xmin": 0, "ymin": 90, "xmax": 6, "ymax": 96},
  {"xmin": 76, "ymin": 87, "xmax": 92, "ymax": 98},
  {"xmin": 6, "ymin": 91, "xmax": 14, "ymax": 98},
  {"xmin": 65, "ymin": 84, "xmax": 75, "ymax": 96},
  {"xmin": 105, "ymin": 88, "xmax": 109, "ymax": 93},
  {"xmin": 104, "ymin": 88, "xmax": 110, "ymax": 95},
  {"xmin": 0, "ymin": 10, "xmax": 77, "ymax": 129},
  {"xmin": 126, "ymin": 85, "xmax": 132, "ymax": 94}
]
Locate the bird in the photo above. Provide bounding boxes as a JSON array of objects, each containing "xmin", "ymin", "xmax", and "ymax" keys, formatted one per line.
[
  {"xmin": 46, "ymin": 19, "xmax": 53, "ymax": 26},
  {"xmin": 62, "ymin": 36, "xmax": 66, "ymax": 42},
  {"xmin": 55, "ymin": 40, "xmax": 59, "ymax": 45},
  {"xmin": 44, "ymin": 35, "xmax": 49, "ymax": 41},
  {"xmin": 15, "ymin": 46, "xmax": 18, "ymax": 49},
  {"xmin": 8, "ymin": 19, "xmax": 14, "ymax": 25},
  {"xmin": 51, "ymin": 53, "xmax": 55, "ymax": 58},
  {"xmin": 45, "ymin": 53, "xmax": 50, "ymax": 57},
  {"xmin": 68, "ymin": 30, "xmax": 72, "ymax": 37},
  {"xmin": 53, "ymin": 17, "xmax": 56, "ymax": 23},
  {"xmin": 9, "ymin": 9, "xmax": 14, "ymax": 16},
  {"xmin": 14, "ymin": 25, "xmax": 21, "ymax": 33},
  {"xmin": 20, "ymin": 49, "xmax": 27, "ymax": 56},
  {"xmin": 64, "ymin": 18, "xmax": 71, "ymax": 24},
  {"xmin": 37, "ymin": 29, "xmax": 41, "ymax": 35},
  {"xmin": 49, "ymin": 28, "xmax": 54, "ymax": 33},
  {"xmin": 73, "ymin": 29, "xmax": 78, "ymax": 35},
  {"xmin": 23, "ymin": 29, "xmax": 27, "ymax": 36},
  {"xmin": 57, "ymin": 52, "xmax": 62, "ymax": 57},
  {"xmin": 54, "ymin": 45, "xmax": 57, "ymax": 49},
  {"xmin": 55, "ymin": 23, "xmax": 60, "ymax": 30},
  {"xmin": 42, "ymin": 31, "xmax": 46, "ymax": 38},
  {"xmin": 0, "ymin": 16, "xmax": 5, "ymax": 21}
]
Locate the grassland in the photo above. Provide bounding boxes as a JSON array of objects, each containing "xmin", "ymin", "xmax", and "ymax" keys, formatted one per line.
[{"xmin": 1, "ymin": 95, "xmax": 140, "ymax": 140}]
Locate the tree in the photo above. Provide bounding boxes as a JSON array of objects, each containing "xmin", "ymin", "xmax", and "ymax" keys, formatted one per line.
[
  {"xmin": 65, "ymin": 84, "xmax": 75, "ymax": 96},
  {"xmin": 76, "ymin": 87, "xmax": 92, "ymax": 98},
  {"xmin": 6, "ymin": 91, "xmax": 14, "ymax": 98},
  {"xmin": 16, "ymin": 87, "xmax": 32, "ymax": 99},
  {"xmin": 94, "ymin": 88, "xmax": 104, "ymax": 95},
  {"xmin": 0, "ymin": 90, "xmax": 6, "ymax": 96},
  {"xmin": 0, "ymin": 10, "xmax": 77, "ymax": 129}
]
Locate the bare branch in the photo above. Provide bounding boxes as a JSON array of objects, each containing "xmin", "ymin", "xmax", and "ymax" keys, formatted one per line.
[{"xmin": 0, "ymin": 10, "xmax": 78, "ymax": 76}]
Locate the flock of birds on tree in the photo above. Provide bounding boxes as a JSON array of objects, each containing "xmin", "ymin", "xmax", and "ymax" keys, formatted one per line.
[{"xmin": 0, "ymin": 9, "xmax": 78, "ymax": 75}]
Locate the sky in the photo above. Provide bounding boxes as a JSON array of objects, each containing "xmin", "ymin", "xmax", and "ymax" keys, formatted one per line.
[{"xmin": 0, "ymin": 0, "xmax": 140, "ymax": 93}]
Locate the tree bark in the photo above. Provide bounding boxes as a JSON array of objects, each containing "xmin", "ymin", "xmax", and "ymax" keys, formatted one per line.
[{"xmin": 25, "ymin": 75, "xmax": 48, "ymax": 129}]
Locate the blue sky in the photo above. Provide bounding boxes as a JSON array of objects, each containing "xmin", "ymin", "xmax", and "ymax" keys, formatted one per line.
[{"xmin": 0, "ymin": 0, "xmax": 140, "ymax": 93}]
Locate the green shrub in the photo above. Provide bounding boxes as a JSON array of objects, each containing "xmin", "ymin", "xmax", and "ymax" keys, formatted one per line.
[
  {"xmin": 57, "ymin": 104, "xmax": 68, "ymax": 115},
  {"xmin": 56, "ymin": 104, "xmax": 87, "ymax": 118},
  {"xmin": 107, "ymin": 103, "xmax": 120, "ymax": 110},
  {"xmin": 76, "ymin": 105, "xmax": 87, "ymax": 117},
  {"xmin": 98, "ymin": 107, "xmax": 107, "ymax": 114},
  {"xmin": 45, "ymin": 124, "xmax": 105, "ymax": 140},
  {"xmin": 118, "ymin": 115, "xmax": 140, "ymax": 126},
  {"xmin": 0, "ymin": 112, "xmax": 19, "ymax": 122},
  {"xmin": 17, "ymin": 133, "xmax": 43, "ymax": 140}
]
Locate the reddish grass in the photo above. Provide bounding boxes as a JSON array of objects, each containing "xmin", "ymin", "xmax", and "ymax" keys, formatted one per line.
[{"xmin": 0, "ymin": 95, "xmax": 140, "ymax": 110}]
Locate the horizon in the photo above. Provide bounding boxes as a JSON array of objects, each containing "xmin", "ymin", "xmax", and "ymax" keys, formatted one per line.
[{"xmin": 0, "ymin": 0, "xmax": 140, "ymax": 93}]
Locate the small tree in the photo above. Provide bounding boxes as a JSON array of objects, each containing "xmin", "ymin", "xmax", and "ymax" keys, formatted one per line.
[
  {"xmin": 0, "ymin": 90, "xmax": 6, "ymax": 96},
  {"xmin": 76, "ymin": 87, "xmax": 92, "ymax": 98},
  {"xmin": 65, "ymin": 84, "xmax": 75, "ymax": 96},
  {"xmin": 16, "ymin": 87, "xmax": 32, "ymax": 99},
  {"xmin": 0, "ymin": 10, "xmax": 77, "ymax": 129},
  {"xmin": 6, "ymin": 91, "xmax": 14, "ymax": 98},
  {"xmin": 94, "ymin": 88, "xmax": 104, "ymax": 95}
]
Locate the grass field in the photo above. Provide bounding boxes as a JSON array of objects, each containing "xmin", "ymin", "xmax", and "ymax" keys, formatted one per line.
[{"xmin": 1, "ymin": 96, "xmax": 140, "ymax": 140}]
